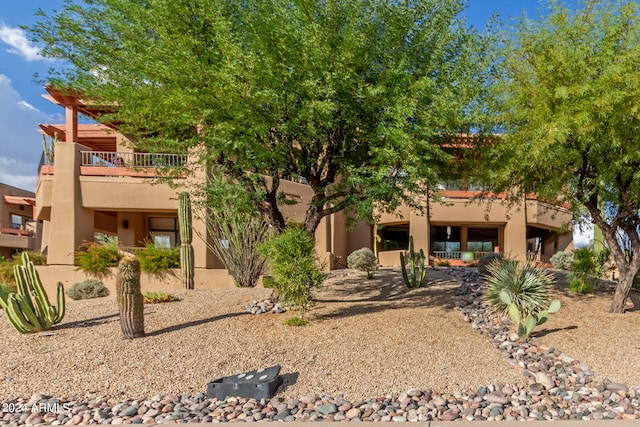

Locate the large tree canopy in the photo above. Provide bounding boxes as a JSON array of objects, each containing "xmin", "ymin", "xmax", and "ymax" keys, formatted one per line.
[
  {"xmin": 485, "ymin": 0, "xmax": 640, "ymax": 313},
  {"xmin": 31, "ymin": 0, "xmax": 492, "ymax": 234}
]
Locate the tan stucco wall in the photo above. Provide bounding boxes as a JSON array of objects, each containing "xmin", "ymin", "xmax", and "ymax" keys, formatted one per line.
[
  {"xmin": 46, "ymin": 142, "xmax": 95, "ymax": 265},
  {"xmin": 374, "ymin": 196, "xmax": 573, "ymax": 265},
  {"xmin": 525, "ymin": 200, "xmax": 573, "ymax": 230},
  {"xmin": 36, "ymin": 265, "xmax": 236, "ymax": 297},
  {"xmin": 79, "ymin": 177, "xmax": 180, "ymax": 210}
]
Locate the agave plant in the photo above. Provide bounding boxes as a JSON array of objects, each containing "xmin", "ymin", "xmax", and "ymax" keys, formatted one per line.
[{"xmin": 484, "ymin": 259, "xmax": 560, "ymax": 340}]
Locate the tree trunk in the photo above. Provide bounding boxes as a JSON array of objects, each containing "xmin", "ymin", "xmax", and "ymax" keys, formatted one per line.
[
  {"xmin": 611, "ymin": 267, "xmax": 636, "ymax": 313},
  {"xmin": 303, "ymin": 204, "xmax": 322, "ymax": 236}
]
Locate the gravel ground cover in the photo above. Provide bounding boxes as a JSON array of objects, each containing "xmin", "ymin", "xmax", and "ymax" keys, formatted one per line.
[{"xmin": 1, "ymin": 266, "xmax": 639, "ymax": 424}]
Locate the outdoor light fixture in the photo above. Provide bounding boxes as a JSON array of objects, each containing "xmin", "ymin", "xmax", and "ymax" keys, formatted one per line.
[{"xmin": 206, "ymin": 365, "xmax": 283, "ymax": 400}]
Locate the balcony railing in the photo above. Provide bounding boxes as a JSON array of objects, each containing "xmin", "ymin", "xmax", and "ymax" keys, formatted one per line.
[
  {"xmin": 431, "ymin": 250, "xmax": 493, "ymax": 261},
  {"xmin": 0, "ymin": 223, "xmax": 34, "ymax": 237},
  {"xmin": 81, "ymin": 151, "xmax": 186, "ymax": 168},
  {"xmin": 527, "ymin": 252, "xmax": 551, "ymax": 264}
]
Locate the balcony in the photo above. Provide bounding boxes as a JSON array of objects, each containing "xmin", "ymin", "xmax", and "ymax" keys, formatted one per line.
[
  {"xmin": 38, "ymin": 151, "xmax": 188, "ymax": 179},
  {"xmin": 0, "ymin": 223, "xmax": 35, "ymax": 250},
  {"xmin": 80, "ymin": 151, "xmax": 187, "ymax": 178}
]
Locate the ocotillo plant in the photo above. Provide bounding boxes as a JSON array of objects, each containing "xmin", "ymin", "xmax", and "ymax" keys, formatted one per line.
[
  {"xmin": 0, "ymin": 252, "xmax": 65, "ymax": 334},
  {"xmin": 178, "ymin": 191, "xmax": 194, "ymax": 289},
  {"xmin": 400, "ymin": 236, "xmax": 426, "ymax": 288},
  {"xmin": 116, "ymin": 252, "xmax": 145, "ymax": 339}
]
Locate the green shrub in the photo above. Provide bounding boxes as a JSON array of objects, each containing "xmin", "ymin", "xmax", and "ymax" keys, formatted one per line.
[
  {"xmin": 572, "ymin": 248, "xmax": 610, "ymax": 277},
  {"xmin": 284, "ymin": 316, "xmax": 308, "ymax": 326},
  {"xmin": 13, "ymin": 251, "xmax": 47, "ymax": 266},
  {"xmin": 0, "ymin": 262, "xmax": 15, "ymax": 289},
  {"xmin": 347, "ymin": 247, "xmax": 376, "ymax": 279},
  {"xmin": 477, "ymin": 252, "xmax": 503, "ymax": 276},
  {"xmin": 137, "ymin": 243, "xmax": 180, "ymax": 273},
  {"xmin": 435, "ymin": 259, "xmax": 451, "ymax": 267},
  {"xmin": 484, "ymin": 259, "xmax": 560, "ymax": 340},
  {"xmin": 258, "ymin": 226, "xmax": 325, "ymax": 316},
  {"xmin": 0, "ymin": 251, "xmax": 47, "ymax": 287},
  {"xmin": 143, "ymin": 291, "xmax": 181, "ymax": 304},
  {"xmin": 0, "ymin": 281, "xmax": 15, "ymax": 296},
  {"xmin": 568, "ymin": 273, "xmax": 594, "ymax": 294},
  {"xmin": 75, "ymin": 241, "xmax": 122, "ymax": 277},
  {"xmin": 550, "ymin": 251, "xmax": 574, "ymax": 270},
  {"xmin": 66, "ymin": 279, "xmax": 110, "ymax": 300}
]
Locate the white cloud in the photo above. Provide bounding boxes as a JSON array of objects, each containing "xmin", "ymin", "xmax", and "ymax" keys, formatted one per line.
[
  {"xmin": 17, "ymin": 100, "xmax": 39, "ymax": 112},
  {"xmin": 0, "ymin": 157, "xmax": 37, "ymax": 191},
  {"xmin": 0, "ymin": 22, "xmax": 50, "ymax": 62},
  {"xmin": 0, "ymin": 74, "xmax": 54, "ymax": 192}
]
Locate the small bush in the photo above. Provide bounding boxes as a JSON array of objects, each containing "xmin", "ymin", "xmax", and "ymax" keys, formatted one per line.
[
  {"xmin": 284, "ymin": 316, "xmax": 308, "ymax": 326},
  {"xmin": 75, "ymin": 241, "xmax": 122, "ymax": 277},
  {"xmin": 572, "ymin": 248, "xmax": 610, "ymax": 277},
  {"xmin": 206, "ymin": 214, "xmax": 269, "ymax": 288},
  {"xmin": 0, "ymin": 251, "xmax": 47, "ymax": 286},
  {"xmin": 66, "ymin": 279, "xmax": 110, "ymax": 300},
  {"xmin": 550, "ymin": 251, "xmax": 574, "ymax": 270},
  {"xmin": 13, "ymin": 251, "xmax": 47, "ymax": 266},
  {"xmin": 478, "ymin": 253, "xmax": 503, "ymax": 276},
  {"xmin": 347, "ymin": 247, "xmax": 376, "ymax": 279},
  {"xmin": 0, "ymin": 281, "xmax": 15, "ymax": 296},
  {"xmin": 143, "ymin": 291, "xmax": 181, "ymax": 304},
  {"xmin": 568, "ymin": 273, "xmax": 594, "ymax": 294},
  {"xmin": 137, "ymin": 243, "xmax": 180, "ymax": 273},
  {"xmin": 258, "ymin": 226, "xmax": 325, "ymax": 316},
  {"xmin": 0, "ymin": 262, "xmax": 15, "ymax": 288},
  {"xmin": 435, "ymin": 259, "xmax": 451, "ymax": 267}
]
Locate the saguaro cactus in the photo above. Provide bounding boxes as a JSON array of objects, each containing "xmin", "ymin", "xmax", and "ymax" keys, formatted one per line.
[
  {"xmin": 400, "ymin": 236, "xmax": 426, "ymax": 288},
  {"xmin": 178, "ymin": 192, "xmax": 195, "ymax": 289},
  {"xmin": 116, "ymin": 252, "xmax": 145, "ymax": 339},
  {"xmin": 0, "ymin": 252, "xmax": 65, "ymax": 334}
]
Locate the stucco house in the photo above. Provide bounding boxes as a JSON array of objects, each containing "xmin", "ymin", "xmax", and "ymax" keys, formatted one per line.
[
  {"xmin": 0, "ymin": 183, "xmax": 39, "ymax": 258},
  {"xmin": 34, "ymin": 85, "xmax": 572, "ymax": 288}
]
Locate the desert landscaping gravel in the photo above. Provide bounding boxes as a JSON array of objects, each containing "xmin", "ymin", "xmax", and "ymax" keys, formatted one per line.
[{"xmin": 1, "ymin": 266, "xmax": 640, "ymax": 423}]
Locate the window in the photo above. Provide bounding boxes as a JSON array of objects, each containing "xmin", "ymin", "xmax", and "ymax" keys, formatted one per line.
[
  {"xmin": 467, "ymin": 227, "xmax": 498, "ymax": 253},
  {"xmin": 431, "ymin": 226, "xmax": 461, "ymax": 253},
  {"xmin": 378, "ymin": 223, "xmax": 410, "ymax": 251},
  {"xmin": 148, "ymin": 217, "xmax": 179, "ymax": 247},
  {"xmin": 11, "ymin": 214, "xmax": 23, "ymax": 229}
]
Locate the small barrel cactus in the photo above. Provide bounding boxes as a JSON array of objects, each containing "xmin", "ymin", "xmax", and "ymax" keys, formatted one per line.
[{"xmin": 116, "ymin": 252, "xmax": 145, "ymax": 339}]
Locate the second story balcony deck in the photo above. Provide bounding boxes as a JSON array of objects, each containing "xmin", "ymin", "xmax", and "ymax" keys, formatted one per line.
[{"xmin": 39, "ymin": 151, "xmax": 188, "ymax": 179}]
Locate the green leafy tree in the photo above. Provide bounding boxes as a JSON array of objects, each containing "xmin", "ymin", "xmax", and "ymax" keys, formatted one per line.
[
  {"xmin": 31, "ymin": 0, "xmax": 492, "ymax": 235},
  {"xmin": 485, "ymin": 0, "xmax": 640, "ymax": 313}
]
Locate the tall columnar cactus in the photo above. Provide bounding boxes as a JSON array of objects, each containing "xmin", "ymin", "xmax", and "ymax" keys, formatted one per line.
[
  {"xmin": 116, "ymin": 252, "xmax": 145, "ymax": 339},
  {"xmin": 0, "ymin": 252, "xmax": 65, "ymax": 334},
  {"xmin": 178, "ymin": 192, "xmax": 195, "ymax": 289},
  {"xmin": 400, "ymin": 236, "xmax": 426, "ymax": 288}
]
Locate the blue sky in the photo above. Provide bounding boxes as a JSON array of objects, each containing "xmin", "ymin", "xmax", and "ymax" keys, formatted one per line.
[{"xmin": 0, "ymin": 0, "xmax": 592, "ymax": 246}]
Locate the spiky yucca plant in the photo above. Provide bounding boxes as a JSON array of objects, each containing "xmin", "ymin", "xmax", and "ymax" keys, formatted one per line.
[{"xmin": 484, "ymin": 260, "xmax": 560, "ymax": 340}]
